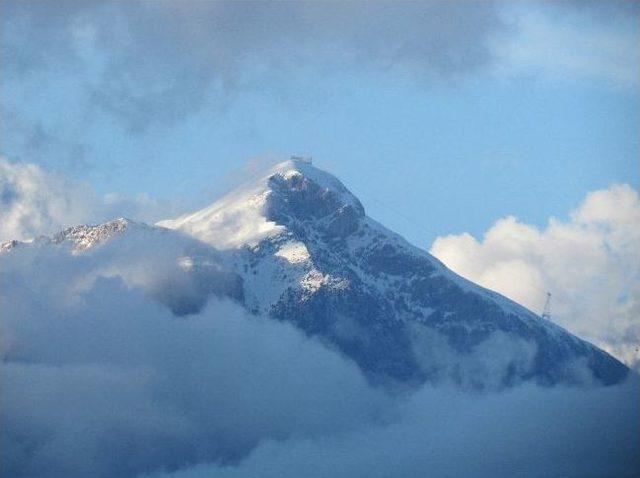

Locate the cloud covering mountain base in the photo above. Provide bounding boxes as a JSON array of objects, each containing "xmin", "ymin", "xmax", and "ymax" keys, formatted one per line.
[
  {"xmin": 150, "ymin": 381, "xmax": 639, "ymax": 478},
  {"xmin": 1, "ymin": 245, "xmax": 388, "ymax": 477},
  {"xmin": 1, "ymin": 224, "xmax": 638, "ymax": 478}
]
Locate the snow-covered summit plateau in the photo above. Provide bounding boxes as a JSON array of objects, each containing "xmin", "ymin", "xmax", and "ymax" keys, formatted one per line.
[{"xmin": 3, "ymin": 160, "xmax": 628, "ymax": 387}]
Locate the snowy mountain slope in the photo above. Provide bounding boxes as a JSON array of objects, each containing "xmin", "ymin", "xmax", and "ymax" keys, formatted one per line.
[
  {"xmin": 158, "ymin": 160, "xmax": 628, "ymax": 386},
  {"xmin": 2, "ymin": 160, "xmax": 628, "ymax": 387}
]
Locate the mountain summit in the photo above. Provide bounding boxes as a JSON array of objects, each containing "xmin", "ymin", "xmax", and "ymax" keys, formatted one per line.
[
  {"xmin": 157, "ymin": 160, "xmax": 364, "ymax": 250},
  {"xmin": 4, "ymin": 159, "xmax": 628, "ymax": 387},
  {"xmin": 158, "ymin": 159, "xmax": 627, "ymax": 386}
]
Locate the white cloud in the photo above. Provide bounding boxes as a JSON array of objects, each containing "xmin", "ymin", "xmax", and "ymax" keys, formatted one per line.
[
  {"xmin": 0, "ymin": 158, "xmax": 96, "ymax": 242},
  {"xmin": 0, "ymin": 157, "xmax": 187, "ymax": 242},
  {"xmin": 430, "ymin": 184, "xmax": 640, "ymax": 370}
]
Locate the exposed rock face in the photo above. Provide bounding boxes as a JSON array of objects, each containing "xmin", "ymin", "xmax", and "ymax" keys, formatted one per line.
[
  {"xmin": 0, "ymin": 239, "xmax": 21, "ymax": 252},
  {"xmin": 52, "ymin": 217, "xmax": 132, "ymax": 250},
  {"xmin": 1, "ymin": 218, "xmax": 135, "ymax": 252},
  {"xmin": 265, "ymin": 170, "xmax": 365, "ymax": 239},
  {"xmin": 3, "ymin": 160, "xmax": 628, "ymax": 387}
]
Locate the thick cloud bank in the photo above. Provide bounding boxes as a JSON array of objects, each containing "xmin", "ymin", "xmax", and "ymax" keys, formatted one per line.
[
  {"xmin": 431, "ymin": 184, "xmax": 640, "ymax": 371},
  {"xmin": 150, "ymin": 381, "xmax": 639, "ymax": 478},
  {"xmin": 0, "ymin": 240, "xmax": 388, "ymax": 477},
  {"xmin": 2, "ymin": 218, "xmax": 639, "ymax": 478}
]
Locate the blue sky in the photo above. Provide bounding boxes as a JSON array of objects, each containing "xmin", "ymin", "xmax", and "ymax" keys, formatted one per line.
[{"xmin": 1, "ymin": 0, "xmax": 638, "ymax": 247}]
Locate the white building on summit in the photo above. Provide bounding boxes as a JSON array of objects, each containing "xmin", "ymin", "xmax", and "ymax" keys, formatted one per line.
[{"xmin": 290, "ymin": 155, "xmax": 313, "ymax": 164}]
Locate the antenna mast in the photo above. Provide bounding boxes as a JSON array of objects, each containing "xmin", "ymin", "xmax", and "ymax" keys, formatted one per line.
[{"xmin": 541, "ymin": 292, "xmax": 552, "ymax": 320}]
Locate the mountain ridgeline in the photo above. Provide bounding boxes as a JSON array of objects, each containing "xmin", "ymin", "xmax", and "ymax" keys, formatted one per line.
[{"xmin": 4, "ymin": 160, "xmax": 628, "ymax": 388}]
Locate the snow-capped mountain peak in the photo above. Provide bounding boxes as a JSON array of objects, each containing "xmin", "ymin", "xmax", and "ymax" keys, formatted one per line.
[
  {"xmin": 153, "ymin": 159, "xmax": 628, "ymax": 386},
  {"xmin": 2, "ymin": 159, "xmax": 629, "ymax": 387},
  {"xmin": 157, "ymin": 159, "xmax": 363, "ymax": 250}
]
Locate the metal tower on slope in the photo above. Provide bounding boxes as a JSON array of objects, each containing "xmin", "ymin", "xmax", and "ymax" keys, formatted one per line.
[{"xmin": 541, "ymin": 292, "xmax": 552, "ymax": 320}]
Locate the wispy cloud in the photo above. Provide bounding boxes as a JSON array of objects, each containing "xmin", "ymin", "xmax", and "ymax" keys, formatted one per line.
[
  {"xmin": 2, "ymin": 1, "xmax": 637, "ymax": 182},
  {"xmin": 3, "ymin": 1, "xmax": 504, "ymax": 132},
  {"xmin": 495, "ymin": 1, "xmax": 640, "ymax": 88},
  {"xmin": 0, "ymin": 158, "xmax": 186, "ymax": 242}
]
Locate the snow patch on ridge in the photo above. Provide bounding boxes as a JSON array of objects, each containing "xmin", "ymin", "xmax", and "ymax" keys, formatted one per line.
[{"xmin": 275, "ymin": 241, "xmax": 311, "ymax": 264}]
